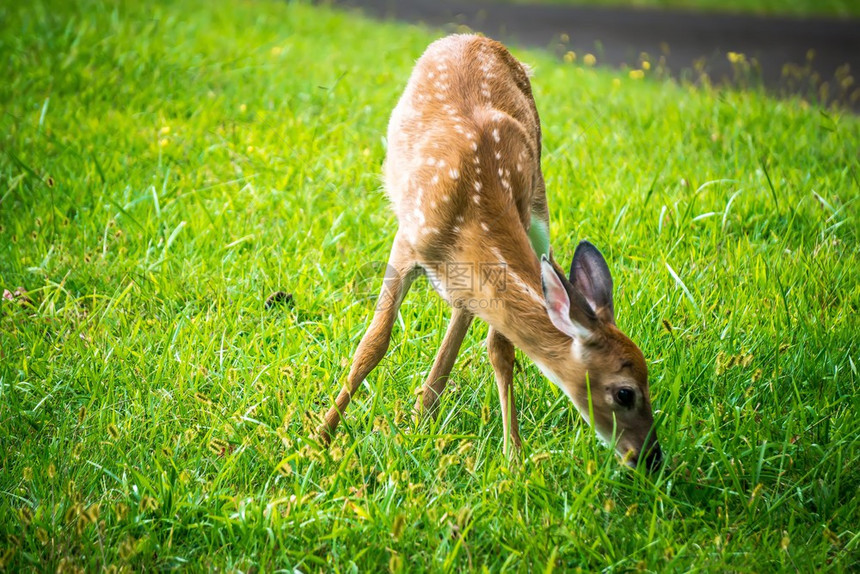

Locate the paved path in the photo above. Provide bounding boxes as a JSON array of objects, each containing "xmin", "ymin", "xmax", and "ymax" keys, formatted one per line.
[{"xmin": 332, "ymin": 0, "xmax": 859, "ymax": 107}]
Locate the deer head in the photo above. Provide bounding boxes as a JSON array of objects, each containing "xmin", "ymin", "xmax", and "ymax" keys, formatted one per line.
[{"xmin": 541, "ymin": 241, "xmax": 662, "ymax": 471}]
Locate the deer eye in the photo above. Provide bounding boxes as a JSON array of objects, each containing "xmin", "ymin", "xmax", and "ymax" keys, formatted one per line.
[{"xmin": 614, "ymin": 388, "xmax": 635, "ymax": 408}]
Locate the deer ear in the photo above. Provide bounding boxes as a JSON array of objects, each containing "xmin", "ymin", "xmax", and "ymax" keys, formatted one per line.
[
  {"xmin": 541, "ymin": 256, "xmax": 592, "ymax": 339},
  {"xmin": 569, "ymin": 240, "xmax": 615, "ymax": 324}
]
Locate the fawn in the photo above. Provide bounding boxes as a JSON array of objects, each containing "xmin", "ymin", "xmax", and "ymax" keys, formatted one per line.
[{"xmin": 319, "ymin": 34, "xmax": 662, "ymax": 470}]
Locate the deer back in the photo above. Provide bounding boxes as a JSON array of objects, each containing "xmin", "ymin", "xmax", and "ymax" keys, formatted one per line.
[{"xmin": 384, "ymin": 35, "xmax": 547, "ymax": 267}]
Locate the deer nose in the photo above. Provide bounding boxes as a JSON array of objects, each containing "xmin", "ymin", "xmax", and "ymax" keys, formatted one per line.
[{"xmin": 640, "ymin": 443, "xmax": 663, "ymax": 473}]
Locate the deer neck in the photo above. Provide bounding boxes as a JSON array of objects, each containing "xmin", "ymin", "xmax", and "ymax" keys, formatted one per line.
[{"xmin": 469, "ymin": 220, "xmax": 577, "ymax": 377}]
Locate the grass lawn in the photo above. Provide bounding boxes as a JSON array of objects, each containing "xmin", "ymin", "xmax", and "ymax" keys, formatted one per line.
[
  {"xmin": 505, "ymin": 0, "xmax": 860, "ymax": 18},
  {"xmin": 1, "ymin": 0, "xmax": 858, "ymax": 570}
]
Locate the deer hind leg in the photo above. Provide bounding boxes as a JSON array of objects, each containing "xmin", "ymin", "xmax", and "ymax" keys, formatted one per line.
[
  {"xmin": 487, "ymin": 326, "xmax": 522, "ymax": 456},
  {"xmin": 414, "ymin": 307, "xmax": 474, "ymax": 420},
  {"xmin": 318, "ymin": 232, "xmax": 419, "ymax": 444}
]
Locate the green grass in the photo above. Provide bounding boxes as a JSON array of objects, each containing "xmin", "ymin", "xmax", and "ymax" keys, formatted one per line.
[
  {"xmin": 1, "ymin": 0, "xmax": 858, "ymax": 571},
  {"xmin": 505, "ymin": 0, "xmax": 860, "ymax": 18}
]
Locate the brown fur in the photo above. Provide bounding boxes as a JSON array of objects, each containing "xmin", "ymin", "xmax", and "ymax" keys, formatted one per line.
[{"xmin": 320, "ymin": 35, "xmax": 661, "ymax": 468}]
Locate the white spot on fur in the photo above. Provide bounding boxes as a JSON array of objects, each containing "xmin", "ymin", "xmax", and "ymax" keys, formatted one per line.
[
  {"xmin": 492, "ymin": 128, "xmax": 500, "ymax": 142},
  {"xmin": 490, "ymin": 247, "xmax": 506, "ymax": 263},
  {"xmin": 472, "ymin": 194, "xmax": 481, "ymax": 204},
  {"xmin": 572, "ymin": 337, "xmax": 584, "ymax": 362},
  {"xmin": 481, "ymin": 222, "xmax": 489, "ymax": 232},
  {"xmin": 520, "ymin": 61, "xmax": 534, "ymax": 77},
  {"xmin": 449, "ymin": 168, "xmax": 459, "ymax": 180},
  {"xmin": 474, "ymin": 181, "xmax": 482, "ymax": 191}
]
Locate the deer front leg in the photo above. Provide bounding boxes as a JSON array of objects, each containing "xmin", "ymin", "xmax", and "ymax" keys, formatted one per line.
[
  {"xmin": 487, "ymin": 326, "xmax": 521, "ymax": 457},
  {"xmin": 414, "ymin": 307, "xmax": 474, "ymax": 420},
  {"xmin": 318, "ymin": 233, "xmax": 418, "ymax": 444}
]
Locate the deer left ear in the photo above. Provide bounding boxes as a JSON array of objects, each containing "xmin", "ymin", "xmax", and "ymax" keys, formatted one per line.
[
  {"xmin": 569, "ymin": 240, "xmax": 615, "ymax": 324},
  {"xmin": 540, "ymin": 256, "xmax": 593, "ymax": 339}
]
